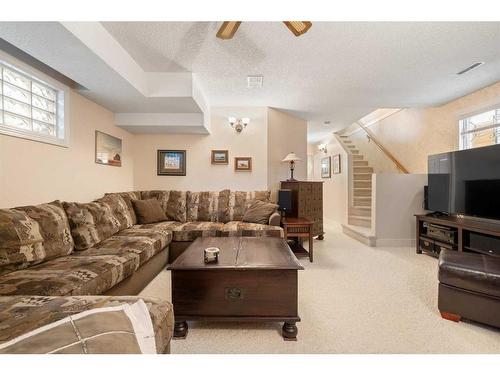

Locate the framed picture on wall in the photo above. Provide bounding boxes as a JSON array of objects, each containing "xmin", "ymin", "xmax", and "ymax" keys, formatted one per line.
[
  {"xmin": 321, "ymin": 156, "xmax": 331, "ymax": 178},
  {"xmin": 234, "ymin": 157, "xmax": 252, "ymax": 172},
  {"xmin": 95, "ymin": 131, "xmax": 122, "ymax": 167},
  {"xmin": 157, "ymin": 150, "xmax": 186, "ymax": 176},
  {"xmin": 211, "ymin": 150, "xmax": 229, "ymax": 165},
  {"xmin": 333, "ymin": 154, "xmax": 341, "ymax": 174}
]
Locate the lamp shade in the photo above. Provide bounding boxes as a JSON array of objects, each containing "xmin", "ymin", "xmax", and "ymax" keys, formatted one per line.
[{"xmin": 282, "ymin": 152, "xmax": 302, "ymax": 162}]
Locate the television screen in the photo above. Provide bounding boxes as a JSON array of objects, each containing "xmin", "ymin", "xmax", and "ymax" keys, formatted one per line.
[{"xmin": 428, "ymin": 144, "xmax": 500, "ymax": 220}]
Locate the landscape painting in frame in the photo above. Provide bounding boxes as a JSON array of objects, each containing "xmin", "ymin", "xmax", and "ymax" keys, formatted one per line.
[
  {"xmin": 211, "ymin": 150, "xmax": 229, "ymax": 165},
  {"xmin": 321, "ymin": 156, "xmax": 331, "ymax": 178},
  {"xmin": 157, "ymin": 150, "xmax": 186, "ymax": 176},
  {"xmin": 95, "ymin": 131, "xmax": 122, "ymax": 167},
  {"xmin": 333, "ymin": 154, "xmax": 341, "ymax": 174},
  {"xmin": 234, "ymin": 157, "xmax": 252, "ymax": 172}
]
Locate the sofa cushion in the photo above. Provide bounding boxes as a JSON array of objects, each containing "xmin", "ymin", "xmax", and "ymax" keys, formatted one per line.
[
  {"xmin": 132, "ymin": 199, "xmax": 168, "ymax": 224},
  {"xmin": 0, "ymin": 201, "xmax": 74, "ymax": 276},
  {"xmin": 132, "ymin": 221, "xmax": 182, "ymax": 232},
  {"xmin": 242, "ymin": 200, "xmax": 279, "ymax": 224},
  {"xmin": 75, "ymin": 228, "xmax": 172, "ymax": 267},
  {"xmin": 105, "ymin": 192, "xmax": 142, "ymax": 225},
  {"xmin": 225, "ymin": 191, "xmax": 271, "ymax": 222},
  {"xmin": 141, "ymin": 190, "xmax": 187, "ymax": 223},
  {"xmin": 171, "ymin": 221, "xmax": 225, "ymax": 242},
  {"xmin": 220, "ymin": 221, "xmax": 284, "ymax": 238},
  {"xmin": 0, "ymin": 254, "xmax": 138, "ymax": 296},
  {"xmin": 186, "ymin": 190, "xmax": 230, "ymax": 222},
  {"xmin": 439, "ymin": 250, "xmax": 500, "ymax": 298},
  {"xmin": 63, "ymin": 195, "xmax": 132, "ymax": 250},
  {"xmin": 0, "ymin": 295, "xmax": 174, "ymax": 354}
]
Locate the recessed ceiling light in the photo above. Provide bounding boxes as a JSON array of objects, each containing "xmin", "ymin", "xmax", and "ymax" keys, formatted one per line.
[
  {"xmin": 457, "ymin": 62, "xmax": 484, "ymax": 75},
  {"xmin": 247, "ymin": 75, "xmax": 263, "ymax": 88}
]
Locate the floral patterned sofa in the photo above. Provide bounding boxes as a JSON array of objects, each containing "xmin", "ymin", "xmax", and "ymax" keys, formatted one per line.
[{"xmin": 0, "ymin": 189, "xmax": 281, "ymax": 353}]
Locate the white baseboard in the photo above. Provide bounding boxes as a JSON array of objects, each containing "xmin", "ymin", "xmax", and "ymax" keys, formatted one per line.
[{"xmin": 375, "ymin": 238, "xmax": 416, "ymax": 247}]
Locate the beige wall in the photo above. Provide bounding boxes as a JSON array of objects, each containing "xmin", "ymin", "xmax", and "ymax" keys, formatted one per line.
[
  {"xmin": 0, "ymin": 91, "xmax": 134, "ymax": 208},
  {"xmin": 267, "ymin": 108, "xmax": 307, "ymax": 197},
  {"xmin": 133, "ymin": 107, "xmax": 269, "ymax": 192},
  {"xmin": 373, "ymin": 173, "xmax": 428, "ymax": 246},
  {"xmin": 133, "ymin": 107, "xmax": 308, "ymax": 195},
  {"xmin": 310, "ymin": 135, "xmax": 349, "ymax": 226},
  {"xmin": 1, "ymin": 103, "xmax": 309, "ymax": 208},
  {"xmin": 349, "ymin": 81, "xmax": 500, "ymax": 173}
]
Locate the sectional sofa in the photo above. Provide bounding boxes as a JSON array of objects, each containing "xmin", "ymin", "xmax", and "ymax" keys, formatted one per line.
[{"xmin": 0, "ymin": 189, "xmax": 282, "ymax": 353}]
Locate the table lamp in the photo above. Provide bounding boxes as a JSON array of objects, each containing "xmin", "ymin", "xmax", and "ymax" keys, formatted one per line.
[{"xmin": 282, "ymin": 152, "xmax": 301, "ymax": 181}]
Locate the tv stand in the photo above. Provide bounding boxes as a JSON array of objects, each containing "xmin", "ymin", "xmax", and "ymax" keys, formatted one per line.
[
  {"xmin": 415, "ymin": 214, "xmax": 500, "ymax": 258},
  {"xmin": 427, "ymin": 211, "xmax": 449, "ymax": 218}
]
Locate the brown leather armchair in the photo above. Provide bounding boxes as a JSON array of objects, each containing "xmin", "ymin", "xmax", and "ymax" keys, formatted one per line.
[{"xmin": 438, "ymin": 250, "xmax": 500, "ymax": 329}]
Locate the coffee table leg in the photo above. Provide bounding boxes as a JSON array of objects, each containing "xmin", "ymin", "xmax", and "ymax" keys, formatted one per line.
[
  {"xmin": 174, "ymin": 320, "xmax": 188, "ymax": 339},
  {"xmin": 282, "ymin": 321, "xmax": 298, "ymax": 341}
]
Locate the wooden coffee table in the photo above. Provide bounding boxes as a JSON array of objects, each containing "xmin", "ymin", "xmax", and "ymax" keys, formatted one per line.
[{"xmin": 167, "ymin": 237, "xmax": 304, "ymax": 340}]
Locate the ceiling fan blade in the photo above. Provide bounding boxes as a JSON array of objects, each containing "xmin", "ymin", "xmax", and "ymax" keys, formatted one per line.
[
  {"xmin": 283, "ymin": 21, "xmax": 312, "ymax": 37},
  {"xmin": 216, "ymin": 21, "xmax": 242, "ymax": 39}
]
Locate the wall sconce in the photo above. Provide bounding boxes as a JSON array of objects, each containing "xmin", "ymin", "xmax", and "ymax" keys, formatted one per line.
[
  {"xmin": 318, "ymin": 144, "xmax": 328, "ymax": 154},
  {"xmin": 229, "ymin": 117, "xmax": 250, "ymax": 133}
]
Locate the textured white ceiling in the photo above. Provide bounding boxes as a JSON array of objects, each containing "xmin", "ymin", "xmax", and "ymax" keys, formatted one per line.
[
  {"xmin": 102, "ymin": 21, "xmax": 500, "ymax": 142},
  {"xmin": 2, "ymin": 22, "xmax": 499, "ymax": 141}
]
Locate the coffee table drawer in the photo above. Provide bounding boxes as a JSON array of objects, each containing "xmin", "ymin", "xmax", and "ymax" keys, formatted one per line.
[{"xmin": 171, "ymin": 269, "xmax": 298, "ymax": 318}]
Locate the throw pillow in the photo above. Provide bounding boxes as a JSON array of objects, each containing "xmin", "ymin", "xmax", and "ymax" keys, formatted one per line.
[
  {"xmin": 242, "ymin": 200, "xmax": 279, "ymax": 225},
  {"xmin": 132, "ymin": 199, "xmax": 168, "ymax": 224}
]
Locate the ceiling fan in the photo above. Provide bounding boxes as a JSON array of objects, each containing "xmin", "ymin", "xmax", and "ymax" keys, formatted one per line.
[{"xmin": 216, "ymin": 21, "xmax": 312, "ymax": 40}]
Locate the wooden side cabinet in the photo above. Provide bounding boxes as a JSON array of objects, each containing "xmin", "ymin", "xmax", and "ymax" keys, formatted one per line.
[{"xmin": 280, "ymin": 181, "xmax": 324, "ymax": 239}]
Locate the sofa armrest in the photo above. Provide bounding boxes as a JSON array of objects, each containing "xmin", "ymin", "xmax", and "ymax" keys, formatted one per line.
[{"xmin": 268, "ymin": 212, "xmax": 282, "ymax": 227}]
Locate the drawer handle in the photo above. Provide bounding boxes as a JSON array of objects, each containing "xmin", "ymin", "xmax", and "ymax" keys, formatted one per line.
[{"xmin": 225, "ymin": 287, "xmax": 243, "ymax": 301}]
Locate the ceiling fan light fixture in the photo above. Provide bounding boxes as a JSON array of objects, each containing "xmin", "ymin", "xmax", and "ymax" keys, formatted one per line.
[
  {"xmin": 216, "ymin": 21, "xmax": 242, "ymax": 39},
  {"xmin": 283, "ymin": 21, "xmax": 312, "ymax": 37},
  {"xmin": 456, "ymin": 62, "xmax": 484, "ymax": 75}
]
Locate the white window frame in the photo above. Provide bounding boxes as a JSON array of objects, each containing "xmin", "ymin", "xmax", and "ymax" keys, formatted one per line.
[
  {"xmin": 459, "ymin": 105, "xmax": 500, "ymax": 151},
  {"xmin": 0, "ymin": 50, "xmax": 70, "ymax": 147}
]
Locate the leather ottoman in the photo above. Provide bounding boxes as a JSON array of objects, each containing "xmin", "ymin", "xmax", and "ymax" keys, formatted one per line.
[{"xmin": 438, "ymin": 250, "xmax": 500, "ymax": 329}]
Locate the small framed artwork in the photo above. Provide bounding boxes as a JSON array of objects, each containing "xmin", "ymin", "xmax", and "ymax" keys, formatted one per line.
[
  {"xmin": 321, "ymin": 156, "xmax": 331, "ymax": 178},
  {"xmin": 157, "ymin": 150, "xmax": 186, "ymax": 176},
  {"xmin": 95, "ymin": 131, "xmax": 122, "ymax": 167},
  {"xmin": 211, "ymin": 150, "xmax": 229, "ymax": 165},
  {"xmin": 333, "ymin": 154, "xmax": 341, "ymax": 174},
  {"xmin": 234, "ymin": 157, "xmax": 252, "ymax": 172}
]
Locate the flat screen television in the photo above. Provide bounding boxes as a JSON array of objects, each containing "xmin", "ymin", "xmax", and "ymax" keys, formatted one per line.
[{"xmin": 428, "ymin": 143, "xmax": 500, "ymax": 220}]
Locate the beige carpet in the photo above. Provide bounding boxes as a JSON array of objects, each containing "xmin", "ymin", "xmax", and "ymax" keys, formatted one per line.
[{"xmin": 139, "ymin": 224, "xmax": 500, "ymax": 354}]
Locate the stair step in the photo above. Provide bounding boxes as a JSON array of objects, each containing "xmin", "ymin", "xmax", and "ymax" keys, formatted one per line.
[
  {"xmin": 353, "ymin": 197, "xmax": 372, "ymax": 206},
  {"xmin": 352, "ymin": 155, "xmax": 364, "ymax": 160},
  {"xmin": 350, "ymin": 150, "xmax": 360, "ymax": 154},
  {"xmin": 353, "ymin": 180, "xmax": 372, "ymax": 188},
  {"xmin": 342, "ymin": 140, "xmax": 352, "ymax": 144},
  {"xmin": 340, "ymin": 135, "xmax": 348, "ymax": 138},
  {"xmin": 346, "ymin": 145, "xmax": 356, "ymax": 148},
  {"xmin": 342, "ymin": 224, "xmax": 376, "ymax": 247},
  {"xmin": 353, "ymin": 160, "xmax": 369, "ymax": 166},
  {"xmin": 348, "ymin": 215, "xmax": 371, "ymax": 228},
  {"xmin": 353, "ymin": 166, "xmax": 373, "ymax": 173},
  {"xmin": 350, "ymin": 206, "xmax": 372, "ymax": 217},
  {"xmin": 353, "ymin": 173, "xmax": 372, "ymax": 181},
  {"xmin": 353, "ymin": 188, "xmax": 372, "ymax": 197}
]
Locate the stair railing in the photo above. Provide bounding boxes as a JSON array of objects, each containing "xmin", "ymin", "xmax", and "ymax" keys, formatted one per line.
[{"xmin": 355, "ymin": 121, "xmax": 409, "ymax": 174}]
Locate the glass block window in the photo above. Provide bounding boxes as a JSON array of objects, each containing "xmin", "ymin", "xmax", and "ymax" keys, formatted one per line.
[
  {"xmin": 459, "ymin": 107, "xmax": 500, "ymax": 150},
  {"xmin": 0, "ymin": 60, "xmax": 65, "ymax": 144}
]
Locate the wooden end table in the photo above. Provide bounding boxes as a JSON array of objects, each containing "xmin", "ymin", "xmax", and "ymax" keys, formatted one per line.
[{"xmin": 282, "ymin": 217, "xmax": 314, "ymax": 262}]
